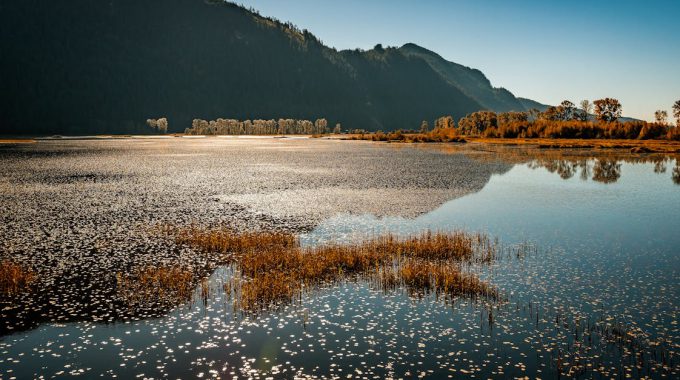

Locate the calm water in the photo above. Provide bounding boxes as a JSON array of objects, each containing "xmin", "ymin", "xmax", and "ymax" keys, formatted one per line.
[{"xmin": 1, "ymin": 151, "xmax": 678, "ymax": 379}]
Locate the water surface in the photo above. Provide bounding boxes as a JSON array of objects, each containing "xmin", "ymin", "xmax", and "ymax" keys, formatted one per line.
[{"xmin": 1, "ymin": 141, "xmax": 678, "ymax": 378}]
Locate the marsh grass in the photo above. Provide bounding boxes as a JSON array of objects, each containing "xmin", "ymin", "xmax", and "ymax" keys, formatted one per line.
[
  {"xmin": 394, "ymin": 259, "xmax": 496, "ymax": 299},
  {"xmin": 347, "ymin": 129, "xmax": 466, "ymax": 143},
  {"xmin": 0, "ymin": 260, "xmax": 35, "ymax": 297},
  {"xmin": 116, "ymin": 266, "xmax": 194, "ymax": 307},
  {"xmin": 176, "ymin": 228, "xmax": 498, "ymax": 312}
]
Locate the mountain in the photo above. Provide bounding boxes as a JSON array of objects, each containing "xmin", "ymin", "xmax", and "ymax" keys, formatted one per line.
[
  {"xmin": 399, "ymin": 43, "xmax": 528, "ymax": 113},
  {"xmin": 1, "ymin": 0, "xmax": 543, "ymax": 135},
  {"xmin": 517, "ymin": 97, "xmax": 551, "ymax": 112}
]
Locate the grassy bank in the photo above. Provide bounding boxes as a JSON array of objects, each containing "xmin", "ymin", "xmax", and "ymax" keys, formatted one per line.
[{"xmin": 466, "ymin": 137, "xmax": 680, "ymax": 153}]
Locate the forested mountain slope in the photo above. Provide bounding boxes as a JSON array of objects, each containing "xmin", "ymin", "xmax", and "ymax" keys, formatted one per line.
[{"xmin": 0, "ymin": 0, "xmax": 544, "ymax": 134}]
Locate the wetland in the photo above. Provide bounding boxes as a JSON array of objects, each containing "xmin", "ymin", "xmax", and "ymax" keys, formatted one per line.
[{"xmin": 0, "ymin": 138, "xmax": 678, "ymax": 378}]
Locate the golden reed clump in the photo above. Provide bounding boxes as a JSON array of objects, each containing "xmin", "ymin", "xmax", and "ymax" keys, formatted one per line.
[
  {"xmin": 176, "ymin": 228, "xmax": 498, "ymax": 312},
  {"xmin": 0, "ymin": 260, "xmax": 35, "ymax": 297}
]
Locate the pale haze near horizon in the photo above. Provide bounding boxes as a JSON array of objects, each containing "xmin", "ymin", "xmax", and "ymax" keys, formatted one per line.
[{"xmin": 238, "ymin": 0, "xmax": 679, "ymax": 121}]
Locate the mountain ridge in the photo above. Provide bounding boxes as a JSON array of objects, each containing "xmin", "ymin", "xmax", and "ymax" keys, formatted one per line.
[{"xmin": 1, "ymin": 0, "xmax": 551, "ymax": 135}]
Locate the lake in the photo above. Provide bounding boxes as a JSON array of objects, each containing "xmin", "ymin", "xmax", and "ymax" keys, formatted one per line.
[{"xmin": 0, "ymin": 138, "xmax": 678, "ymax": 378}]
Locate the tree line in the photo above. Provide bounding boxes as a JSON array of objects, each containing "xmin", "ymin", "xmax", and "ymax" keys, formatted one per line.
[
  {"xmin": 182, "ymin": 118, "xmax": 337, "ymax": 135},
  {"xmin": 442, "ymin": 98, "xmax": 680, "ymax": 140}
]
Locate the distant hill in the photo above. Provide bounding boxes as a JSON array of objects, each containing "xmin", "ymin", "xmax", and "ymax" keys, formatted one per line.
[
  {"xmin": 1, "ymin": 0, "xmax": 550, "ymax": 135},
  {"xmin": 517, "ymin": 97, "xmax": 551, "ymax": 112}
]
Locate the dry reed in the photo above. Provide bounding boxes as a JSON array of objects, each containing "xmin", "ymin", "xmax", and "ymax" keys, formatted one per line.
[
  {"xmin": 176, "ymin": 228, "xmax": 498, "ymax": 312},
  {"xmin": 0, "ymin": 260, "xmax": 35, "ymax": 297}
]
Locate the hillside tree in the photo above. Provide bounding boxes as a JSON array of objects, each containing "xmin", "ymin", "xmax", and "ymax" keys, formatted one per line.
[{"xmin": 541, "ymin": 106, "xmax": 562, "ymax": 121}]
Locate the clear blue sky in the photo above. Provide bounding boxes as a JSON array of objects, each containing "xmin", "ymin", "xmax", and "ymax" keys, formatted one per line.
[{"xmin": 237, "ymin": 0, "xmax": 679, "ymax": 121}]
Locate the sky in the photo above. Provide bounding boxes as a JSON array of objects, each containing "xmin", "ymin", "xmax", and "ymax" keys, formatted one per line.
[{"xmin": 238, "ymin": 0, "xmax": 679, "ymax": 121}]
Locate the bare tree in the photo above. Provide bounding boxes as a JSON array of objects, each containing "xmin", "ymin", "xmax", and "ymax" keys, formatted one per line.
[
  {"xmin": 654, "ymin": 110, "xmax": 668, "ymax": 124},
  {"xmin": 673, "ymin": 100, "xmax": 680, "ymax": 127}
]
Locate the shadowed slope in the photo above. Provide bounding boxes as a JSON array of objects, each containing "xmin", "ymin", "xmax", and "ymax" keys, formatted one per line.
[{"xmin": 1, "ymin": 0, "xmax": 549, "ymax": 135}]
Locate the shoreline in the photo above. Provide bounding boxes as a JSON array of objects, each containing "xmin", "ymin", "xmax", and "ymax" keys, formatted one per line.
[
  {"xmin": 464, "ymin": 137, "xmax": 680, "ymax": 152},
  {"xmin": 2, "ymin": 134, "xmax": 680, "ymax": 153},
  {"xmin": 335, "ymin": 134, "xmax": 680, "ymax": 153}
]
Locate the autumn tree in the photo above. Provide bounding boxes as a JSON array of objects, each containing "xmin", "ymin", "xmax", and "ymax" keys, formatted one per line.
[
  {"xmin": 560, "ymin": 100, "xmax": 577, "ymax": 121},
  {"xmin": 541, "ymin": 106, "xmax": 562, "ymax": 121},
  {"xmin": 498, "ymin": 111, "xmax": 528, "ymax": 125},
  {"xmin": 541, "ymin": 101, "xmax": 578, "ymax": 121},
  {"xmin": 673, "ymin": 100, "xmax": 680, "ymax": 127},
  {"xmin": 457, "ymin": 111, "xmax": 497, "ymax": 135},
  {"xmin": 434, "ymin": 116, "xmax": 455, "ymax": 130},
  {"xmin": 654, "ymin": 110, "xmax": 668, "ymax": 124},
  {"xmin": 593, "ymin": 98, "xmax": 622, "ymax": 122}
]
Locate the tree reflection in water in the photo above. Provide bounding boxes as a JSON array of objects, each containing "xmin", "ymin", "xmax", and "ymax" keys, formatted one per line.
[
  {"xmin": 417, "ymin": 143, "xmax": 680, "ymax": 185},
  {"xmin": 654, "ymin": 161, "xmax": 667, "ymax": 173},
  {"xmin": 592, "ymin": 159, "xmax": 622, "ymax": 184}
]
